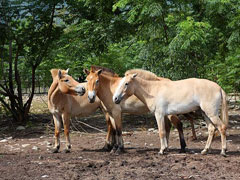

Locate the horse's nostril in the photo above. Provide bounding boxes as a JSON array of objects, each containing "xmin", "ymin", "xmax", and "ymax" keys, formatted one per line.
[{"xmin": 115, "ymin": 97, "xmax": 118, "ymax": 101}]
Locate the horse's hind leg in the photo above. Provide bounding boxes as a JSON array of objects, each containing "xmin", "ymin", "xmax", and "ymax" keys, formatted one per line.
[
  {"xmin": 52, "ymin": 113, "xmax": 61, "ymax": 153},
  {"xmin": 168, "ymin": 115, "xmax": 186, "ymax": 153},
  {"xmin": 62, "ymin": 113, "xmax": 71, "ymax": 153},
  {"xmin": 201, "ymin": 120, "xmax": 215, "ymax": 155},
  {"xmin": 201, "ymin": 110, "xmax": 227, "ymax": 156},
  {"xmin": 219, "ymin": 123, "xmax": 227, "ymax": 156},
  {"xmin": 208, "ymin": 116, "xmax": 227, "ymax": 156},
  {"xmin": 184, "ymin": 114, "xmax": 197, "ymax": 140},
  {"xmin": 190, "ymin": 118, "xmax": 197, "ymax": 140}
]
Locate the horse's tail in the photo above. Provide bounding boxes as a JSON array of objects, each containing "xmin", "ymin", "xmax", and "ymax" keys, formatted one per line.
[{"xmin": 220, "ymin": 88, "xmax": 229, "ymax": 127}]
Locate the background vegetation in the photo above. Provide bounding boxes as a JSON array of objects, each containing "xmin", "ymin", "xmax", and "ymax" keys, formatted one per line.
[{"xmin": 0, "ymin": 0, "xmax": 240, "ymax": 123}]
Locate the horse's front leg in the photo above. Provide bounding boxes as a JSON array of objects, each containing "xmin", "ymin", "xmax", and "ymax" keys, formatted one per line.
[
  {"xmin": 155, "ymin": 112, "xmax": 168, "ymax": 155},
  {"xmin": 52, "ymin": 113, "xmax": 61, "ymax": 153},
  {"xmin": 62, "ymin": 113, "xmax": 71, "ymax": 153},
  {"xmin": 110, "ymin": 110, "xmax": 124, "ymax": 155},
  {"xmin": 103, "ymin": 112, "xmax": 114, "ymax": 151}
]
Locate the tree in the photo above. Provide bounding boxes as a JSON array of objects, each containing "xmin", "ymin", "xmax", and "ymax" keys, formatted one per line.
[{"xmin": 0, "ymin": 0, "xmax": 64, "ymax": 123}]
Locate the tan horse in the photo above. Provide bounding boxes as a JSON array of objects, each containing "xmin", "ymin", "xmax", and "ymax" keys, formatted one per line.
[
  {"xmin": 48, "ymin": 69, "xmax": 110, "ymax": 153},
  {"xmin": 83, "ymin": 66, "xmax": 188, "ymax": 154},
  {"xmin": 124, "ymin": 69, "xmax": 198, "ymax": 140},
  {"xmin": 113, "ymin": 71, "xmax": 228, "ymax": 156}
]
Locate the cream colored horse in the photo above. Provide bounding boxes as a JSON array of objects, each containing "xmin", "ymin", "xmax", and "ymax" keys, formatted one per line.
[
  {"xmin": 84, "ymin": 67, "xmax": 189, "ymax": 154},
  {"xmin": 48, "ymin": 69, "xmax": 110, "ymax": 153},
  {"xmin": 123, "ymin": 69, "xmax": 198, "ymax": 140},
  {"xmin": 113, "ymin": 71, "xmax": 228, "ymax": 156}
]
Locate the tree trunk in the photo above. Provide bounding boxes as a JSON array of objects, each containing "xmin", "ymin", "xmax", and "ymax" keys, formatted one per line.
[{"xmin": 23, "ymin": 66, "xmax": 36, "ymax": 119}]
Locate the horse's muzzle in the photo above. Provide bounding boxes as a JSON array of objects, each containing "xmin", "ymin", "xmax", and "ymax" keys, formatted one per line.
[
  {"xmin": 114, "ymin": 96, "xmax": 121, "ymax": 104},
  {"xmin": 88, "ymin": 96, "xmax": 96, "ymax": 103},
  {"xmin": 88, "ymin": 91, "xmax": 96, "ymax": 103},
  {"xmin": 75, "ymin": 85, "xmax": 85, "ymax": 96}
]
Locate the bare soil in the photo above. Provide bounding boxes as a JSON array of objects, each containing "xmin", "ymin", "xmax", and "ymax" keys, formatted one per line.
[{"xmin": 0, "ymin": 96, "xmax": 240, "ymax": 180}]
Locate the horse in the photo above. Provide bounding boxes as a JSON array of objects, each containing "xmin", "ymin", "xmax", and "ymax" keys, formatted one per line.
[
  {"xmin": 83, "ymin": 66, "xmax": 189, "ymax": 154},
  {"xmin": 123, "ymin": 69, "xmax": 198, "ymax": 140},
  {"xmin": 48, "ymin": 68, "xmax": 110, "ymax": 153},
  {"xmin": 113, "ymin": 71, "xmax": 228, "ymax": 156}
]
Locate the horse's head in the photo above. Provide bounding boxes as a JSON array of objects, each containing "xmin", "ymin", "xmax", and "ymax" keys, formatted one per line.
[
  {"xmin": 84, "ymin": 68, "xmax": 102, "ymax": 103},
  {"xmin": 51, "ymin": 69, "xmax": 86, "ymax": 96},
  {"xmin": 113, "ymin": 73, "xmax": 137, "ymax": 104}
]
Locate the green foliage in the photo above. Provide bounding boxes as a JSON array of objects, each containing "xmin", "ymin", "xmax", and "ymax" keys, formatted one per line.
[
  {"xmin": 1, "ymin": 0, "xmax": 240, "ymax": 122},
  {"xmin": 43, "ymin": 0, "xmax": 239, "ymax": 93},
  {"xmin": 0, "ymin": 0, "xmax": 65, "ymax": 122},
  {"xmin": 168, "ymin": 17, "xmax": 212, "ymax": 78}
]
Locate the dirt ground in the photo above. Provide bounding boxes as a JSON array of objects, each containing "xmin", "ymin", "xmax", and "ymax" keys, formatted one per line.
[{"xmin": 0, "ymin": 96, "xmax": 240, "ymax": 180}]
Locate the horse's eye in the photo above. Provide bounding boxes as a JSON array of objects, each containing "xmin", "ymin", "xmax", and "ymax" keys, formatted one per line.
[
  {"xmin": 125, "ymin": 82, "xmax": 128, "ymax": 86},
  {"xmin": 96, "ymin": 79, "xmax": 99, "ymax": 84},
  {"xmin": 64, "ymin": 79, "xmax": 69, "ymax": 82}
]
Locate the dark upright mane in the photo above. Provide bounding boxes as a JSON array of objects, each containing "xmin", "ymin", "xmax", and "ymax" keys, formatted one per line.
[{"xmin": 91, "ymin": 65, "xmax": 118, "ymax": 77}]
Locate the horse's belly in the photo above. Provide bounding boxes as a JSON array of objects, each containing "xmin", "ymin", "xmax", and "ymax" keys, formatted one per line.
[
  {"xmin": 122, "ymin": 104, "xmax": 149, "ymax": 114},
  {"xmin": 71, "ymin": 103, "xmax": 99, "ymax": 117},
  {"xmin": 166, "ymin": 102, "xmax": 199, "ymax": 115},
  {"xmin": 121, "ymin": 98, "xmax": 149, "ymax": 115}
]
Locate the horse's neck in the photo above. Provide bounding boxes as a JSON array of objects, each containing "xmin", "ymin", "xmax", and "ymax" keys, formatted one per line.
[
  {"xmin": 98, "ymin": 75, "xmax": 119, "ymax": 103},
  {"xmin": 48, "ymin": 80, "xmax": 57, "ymax": 103},
  {"xmin": 133, "ymin": 78, "xmax": 155, "ymax": 109},
  {"xmin": 48, "ymin": 80, "xmax": 64, "ymax": 108}
]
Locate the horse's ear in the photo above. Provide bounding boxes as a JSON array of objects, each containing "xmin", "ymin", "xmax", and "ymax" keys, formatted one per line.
[
  {"xmin": 132, "ymin": 73, "xmax": 137, "ymax": 78},
  {"xmin": 84, "ymin": 69, "xmax": 90, "ymax": 75},
  {"xmin": 66, "ymin": 68, "xmax": 69, "ymax": 74},
  {"xmin": 97, "ymin": 69, "xmax": 102, "ymax": 75},
  {"xmin": 50, "ymin": 69, "xmax": 59, "ymax": 79},
  {"xmin": 58, "ymin": 70, "xmax": 62, "ymax": 79}
]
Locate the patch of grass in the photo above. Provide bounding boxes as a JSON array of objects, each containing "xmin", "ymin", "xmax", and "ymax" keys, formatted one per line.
[{"xmin": 30, "ymin": 95, "xmax": 49, "ymax": 114}]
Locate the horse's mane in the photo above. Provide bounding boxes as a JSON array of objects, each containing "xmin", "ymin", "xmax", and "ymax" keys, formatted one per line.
[
  {"xmin": 48, "ymin": 69, "xmax": 68, "ymax": 107},
  {"xmin": 125, "ymin": 69, "xmax": 170, "ymax": 81},
  {"xmin": 50, "ymin": 69, "xmax": 68, "ymax": 80},
  {"xmin": 91, "ymin": 65, "xmax": 118, "ymax": 77}
]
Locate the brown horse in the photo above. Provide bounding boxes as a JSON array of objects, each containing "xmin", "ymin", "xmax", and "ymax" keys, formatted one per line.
[
  {"xmin": 113, "ymin": 71, "xmax": 228, "ymax": 155},
  {"xmin": 83, "ymin": 66, "xmax": 188, "ymax": 154},
  {"xmin": 48, "ymin": 69, "xmax": 110, "ymax": 153}
]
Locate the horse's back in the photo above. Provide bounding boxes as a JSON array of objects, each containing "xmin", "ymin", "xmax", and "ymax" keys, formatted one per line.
[
  {"xmin": 170, "ymin": 78, "xmax": 221, "ymax": 93},
  {"xmin": 156, "ymin": 78, "xmax": 222, "ymax": 108},
  {"xmin": 182, "ymin": 78, "xmax": 222, "ymax": 98}
]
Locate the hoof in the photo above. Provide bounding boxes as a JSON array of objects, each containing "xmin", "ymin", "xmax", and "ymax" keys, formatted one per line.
[
  {"xmin": 220, "ymin": 149, "xmax": 227, "ymax": 157},
  {"xmin": 115, "ymin": 147, "xmax": 125, "ymax": 155},
  {"xmin": 102, "ymin": 143, "xmax": 113, "ymax": 152},
  {"xmin": 158, "ymin": 149, "xmax": 166, "ymax": 155},
  {"xmin": 110, "ymin": 146, "xmax": 117, "ymax": 154},
  {"xmin": 201, "ymin": 149, "xmax": 208, "ymax": 155},
  {"xmin": 52, "ymin": 147, "xmax": 59, "ymax": 153},
  {"xmin": 179, "ymin": 149, "xmax": 186, "ymax": 153},
  {"xmin": 63, "ymin": 149, "xmax": 71, "ymax": 153}
]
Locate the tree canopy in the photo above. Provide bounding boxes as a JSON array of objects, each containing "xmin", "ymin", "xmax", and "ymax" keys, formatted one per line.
[{"xmin": 0, "ymin": 0, "xmax": 239, "ymax": 122}]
